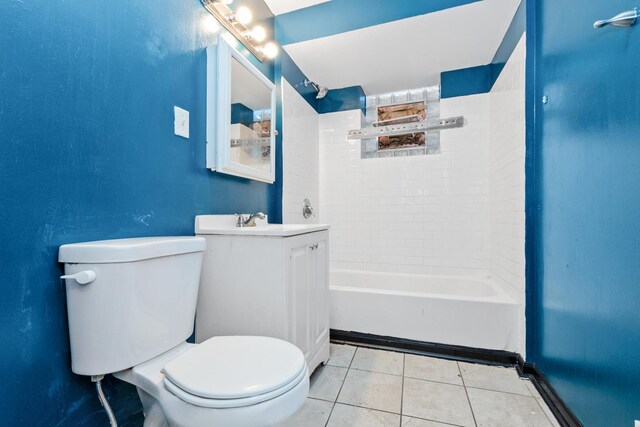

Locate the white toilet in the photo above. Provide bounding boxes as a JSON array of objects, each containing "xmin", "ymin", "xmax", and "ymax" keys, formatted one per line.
[{"xmin": 59, "ymin": 236, "xmax": 308, "ymax": 427}]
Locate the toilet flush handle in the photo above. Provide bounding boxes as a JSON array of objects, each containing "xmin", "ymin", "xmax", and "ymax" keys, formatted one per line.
[{"xmin": 61, "ymin": 270, "xmax": 97, "ymax": 285}]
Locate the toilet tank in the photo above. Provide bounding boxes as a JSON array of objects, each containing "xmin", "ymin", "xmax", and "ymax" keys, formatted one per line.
[{"xmin": 59, "ymin": 237, "xmax": 206, "ymax": 376}]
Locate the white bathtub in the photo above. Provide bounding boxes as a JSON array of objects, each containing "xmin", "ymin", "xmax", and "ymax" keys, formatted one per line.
[{"xmin": 330, "ymin": 270, "xmax": 522, "ymax": 352}]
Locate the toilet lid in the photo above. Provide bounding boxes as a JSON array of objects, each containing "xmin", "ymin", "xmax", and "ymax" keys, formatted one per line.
[{"xmin": 162, "ymin": 336, "xmax": 307, "ymax": 400}]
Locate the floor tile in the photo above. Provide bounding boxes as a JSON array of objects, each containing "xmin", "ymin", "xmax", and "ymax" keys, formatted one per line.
[
  {"xmin": 327, "ymin": 404, "xmax": 401, "ymax": 427},
  {"xmin": 278, "ymin": 398, "xmax": 333, "ymax": 427},
  {"xmin": 402, "ymin": 377, "xmax": 475, "ymax": 427},
  {"xmin": 328, "ymin": 344, "xmax": 357, "ymax": 368},
  {"xmin": 337, "ymin": 369, "xmax": 403, "ymax": 414},
  {"xmin": 402, "ymin": 416, "xmax": 451, "ymax": 426},
  {"xmin": 523, "ymin": 379, "xmax": 542, "ymax": 398},
  {"xmin": 523, "ymin": 380, "xmax": 561, "ymax": 426},
  {"xmin": 467, "ymin": 387, "xmax": 553, "ymax": 427},
  {"xmin": 404, "ymin": 354, "xmax": 463, "ymax": 386},
  {"xmin": 458, "ymin": 362, "xmax": 530, "ymax": 395},
  {"xmin": 536, "ymin": 398, "xmax": 561, "ymax": 427},
  {"xmin": 309, "ymin": 365, "xmax": 348, "ymax": 402},
  {"xmin": 351, "ymin": 347, "xmax": 404, "ymax": 376}
]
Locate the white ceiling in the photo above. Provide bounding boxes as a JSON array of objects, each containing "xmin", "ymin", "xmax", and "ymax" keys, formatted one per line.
[
  {"xmin": 263, "ymin": 0, "xmax": 330, "ymax": 15},
  {"xmin": 282, "ymin": 0, "xmax": 520, "ymax": 94}
]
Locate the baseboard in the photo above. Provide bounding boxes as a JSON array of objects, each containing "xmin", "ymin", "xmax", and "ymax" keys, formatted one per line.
[
  {"xmin": 330, "ymin": 329, "xmax": 582, "ymax": 427},
  {"xmin": 518, "ymin": 363, "xmax": 583, "ymax": 427},
  {"xmin": 330, "ymin": 329, "xmax": 520, "ymax": 366}
]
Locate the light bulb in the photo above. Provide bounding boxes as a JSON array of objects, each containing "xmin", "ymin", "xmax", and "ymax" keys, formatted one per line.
[
  {"xmin": 235, "ymin": 6, "xmax": 253, "ymax": 25},
  {"xmin": 249, "ymin": 25, "xmax": 266, "ymax": 42},
  {"xmin": 262, "ymin": 42, "xmax": 278, "ymax": 59},
  {"xmin": 201, "ymin": 15, "xmax": 221, "ymax": 34}
]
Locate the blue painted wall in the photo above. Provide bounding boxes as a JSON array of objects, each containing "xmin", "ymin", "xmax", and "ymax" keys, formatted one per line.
[
  {"xmin": 528, "ymin": 0, "xmax": 640, "ymax": 425},
  {"xmin": 275, "ymin": 0, "xmax": 480, "ymax": 45},
  {"xmin": 317, "ymin": 86, "xmax": 366, "ymax": 114},
  {"xmin": 0, "ymin": 0, "xmax": 278, "ymax": 424},
  {"xmin": 441, "ymin": 65, "xmax": 492, "ymax": 99},
  {"xmin": 231, "ymin": 103, "xmax": 255, "ymax": 127},
  {"xmin": 276, "ymin": 48, "xmax": 319, "ymax": 110}
]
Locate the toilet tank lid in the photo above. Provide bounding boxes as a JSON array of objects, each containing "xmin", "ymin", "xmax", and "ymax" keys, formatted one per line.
[{"xmin": 59, "ymin": 236, "xmax": 206, "ymax": 264}]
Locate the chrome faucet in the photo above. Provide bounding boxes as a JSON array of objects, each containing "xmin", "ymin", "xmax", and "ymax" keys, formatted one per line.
[{"xmin": 235, "ymin": 212, "xmax": 266, "ymax": 227}]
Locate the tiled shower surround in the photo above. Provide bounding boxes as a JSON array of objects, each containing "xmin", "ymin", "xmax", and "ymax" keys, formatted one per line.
[
  {"xmin": 318, "ymin": 35, "xmax": 526, "ymax": 353},
  {"xmin": 489, "ymin": 35, "xmax": 527, "ymax": 350},
  {"xmin": 489, "ymin": 35, "xmax": 526, "ymax": 304},
  {"xmin": 319, "ymin": 94, "xmax": 491, "ymax": 277},
  {"xmin": 282, "ymin": 78, "xmax": 320, "ymax": 224}
]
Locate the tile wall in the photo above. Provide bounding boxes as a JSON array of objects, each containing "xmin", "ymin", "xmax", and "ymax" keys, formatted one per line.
[
  {"xmin": 489, "ymin": 34, "xmax": 526, "ymax": 298},
  {"xmin": 489, "ymin": 34, "xmax": 527, "ymax": 353},
  {"xmin": 319, "ymin": 95, "xmax": 491, "ymax": 276},
  {"xmin": 317, "ymin": 37, "xmax": 526, "ymax": 289},
  {"xmin": 282, "ymin": 78, "xmax": 320, "ymax": 224}
]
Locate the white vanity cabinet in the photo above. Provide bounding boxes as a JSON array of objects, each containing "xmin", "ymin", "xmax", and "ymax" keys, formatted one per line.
[{"xmin": 194, "ymin": 216, "xmax": 330, "ymax": 374}]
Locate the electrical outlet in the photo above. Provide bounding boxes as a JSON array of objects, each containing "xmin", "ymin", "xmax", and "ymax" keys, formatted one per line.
[
  {"xmin": 635, "ymin": 420, "xmax": 640, "ymax": 427},
  {"xmin": 174, "ymin": 106, "xmax": 189, "ymax": 139}
]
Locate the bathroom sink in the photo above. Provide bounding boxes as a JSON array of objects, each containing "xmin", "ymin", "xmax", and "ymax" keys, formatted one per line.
[{"xmin": 195, "ymin": 215, "xmax": 329, "ymax": 237}]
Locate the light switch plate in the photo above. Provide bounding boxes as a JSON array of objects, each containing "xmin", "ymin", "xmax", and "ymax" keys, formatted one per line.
[
  {"xmin": 635, "ymin": 420, "xmax": 639, "ymax": 427},
  {"xmin": 174, "ymin": 106, "xmax": 189, "ymax": 139}
]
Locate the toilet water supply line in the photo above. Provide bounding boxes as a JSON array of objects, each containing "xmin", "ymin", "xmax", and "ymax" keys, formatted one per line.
[{"xmin": 93, "ymin": 375, "xmax": 118, "ymax": 427}]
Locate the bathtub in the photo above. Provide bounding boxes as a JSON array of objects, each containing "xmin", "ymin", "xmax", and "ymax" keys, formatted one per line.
[{"xmin": 330, "ymin": 270, "xmax": 522, "ymax": 352}]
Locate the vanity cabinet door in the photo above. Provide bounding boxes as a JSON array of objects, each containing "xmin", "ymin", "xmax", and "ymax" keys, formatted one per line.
[
  {"xmin": 288, "ymin": 240, "xmax": 311, "ymax": 362},
  {"xmin": 285, "ymin": 231, "xmax": 329, "ymax": 371},
  {"xmin": 308, "ymin": 237, "xmax": 329, "ymax": 357}
]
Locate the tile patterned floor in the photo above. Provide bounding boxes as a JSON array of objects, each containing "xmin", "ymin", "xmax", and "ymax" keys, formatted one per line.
[{"xmin": 280, "ymin": 344, "xmax": 561, "ymax": 427}]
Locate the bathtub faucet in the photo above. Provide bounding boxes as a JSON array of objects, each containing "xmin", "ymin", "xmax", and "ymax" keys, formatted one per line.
[{"xmin": 236, "ymin": 212, "xmax": 265, "ymax": 227}]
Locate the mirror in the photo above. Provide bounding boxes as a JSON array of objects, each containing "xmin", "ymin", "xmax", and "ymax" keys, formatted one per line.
[
  {"xmin": 206, "ymin": 37, "xmax": 276, "ymax": 183},
  {"xmin": 229, "ymin": 57, "xmax": 272, "ymax": 173}
]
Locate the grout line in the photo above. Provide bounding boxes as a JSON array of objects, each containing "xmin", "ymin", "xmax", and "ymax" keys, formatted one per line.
[
  {"xmin": 349, "ymin": 366, "xmax": 404, "ymax": 377},
  {"xmin": 330, "ymin": 402, "xmax": 401, "ymax": 417},
  {"xmin": 324, "ymin": 345, "xmax": 357, "ymax": 427},
  {"xmin": 402, "ymin": 374, "xmax": 465, "ymax": 387},
  {"xmin": 457, "ymin": 361, "xmax": 478, "ymax": 427},
  {"xmin": 399, "ymin": 353, "xmax": 405, "ymax": 427},
  {"xmin": 464, "ymin": 385, "xmax": 533, "ymax": 398},
  {"xmin": 401, "ymin": 413, "xmax": 468, "ymax": 427}
]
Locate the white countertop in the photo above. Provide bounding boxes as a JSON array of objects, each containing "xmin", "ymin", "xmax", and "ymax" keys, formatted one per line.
[{"xmin": 195, "ymin": 215, "xmax": 329, "ymax": 237}]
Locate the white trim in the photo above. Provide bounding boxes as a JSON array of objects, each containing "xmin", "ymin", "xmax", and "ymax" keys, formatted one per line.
[{"xmin": 206, "ymin": 37, "xmax": 276, "ymax": 183}]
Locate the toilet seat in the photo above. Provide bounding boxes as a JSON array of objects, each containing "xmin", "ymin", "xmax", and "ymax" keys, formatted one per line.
[{"xmin": 162, "ymin": 336, "xmax": 307, "ymax": 409}]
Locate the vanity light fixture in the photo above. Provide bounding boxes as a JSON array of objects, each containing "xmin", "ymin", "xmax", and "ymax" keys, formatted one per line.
[
  {"xmin": 245, "ymin": 25, "xmax": 267, "ymax": 43},
  {"xmin": 200, "ymin": 0, "xmax": 278, "ymax": 62},
  {"xmin": 230, "ymin": 6, "xmax": 252, "ymax": 25},
  {"xmin": 259, "ymin": 42, "xmax": 279, "ymax": 60}
]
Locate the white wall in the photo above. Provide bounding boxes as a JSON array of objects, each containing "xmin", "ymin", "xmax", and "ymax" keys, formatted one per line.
[
  {"xmin": 489, "ymin": 34, "xmax": 527, "ymax": 354},
  {"xmin": 319, "ymin": 95, "xmax": 491, "ymax": 276},
  {"xmin": 282, "ymin": 78, "xmax": 320, "ymax": 224}
]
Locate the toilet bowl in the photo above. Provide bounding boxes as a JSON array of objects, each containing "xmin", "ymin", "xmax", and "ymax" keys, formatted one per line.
[
  {"xmin": 114, "ymin": 337, "xmax": 309, "ymax": 427},
  {"xmin": 59, "ymin": 237, "xmax": 308, "ymax": 426}
]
